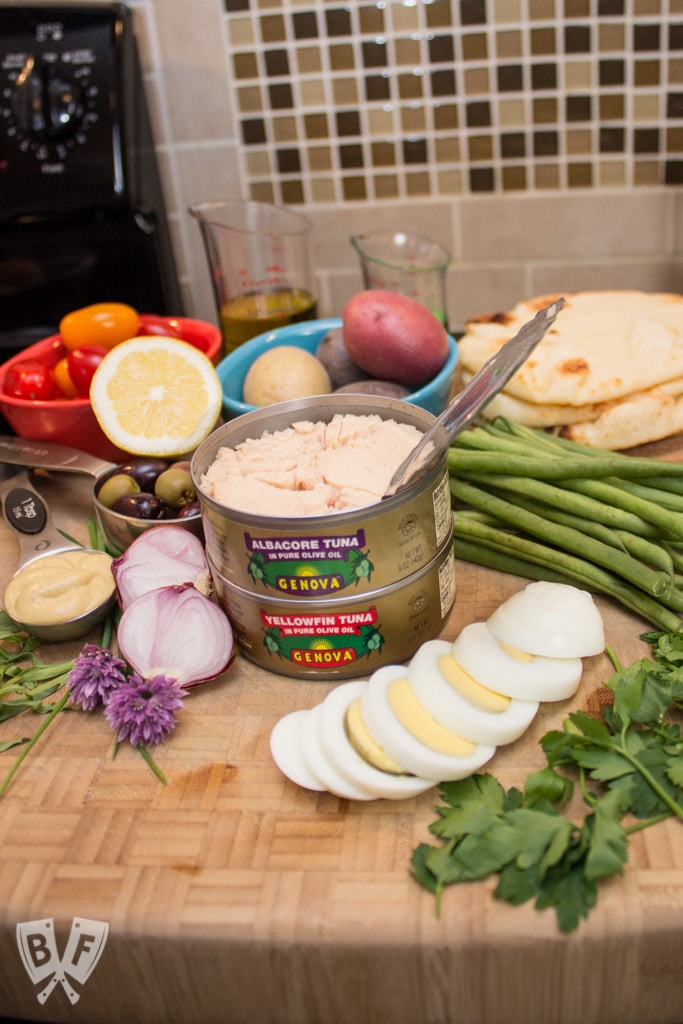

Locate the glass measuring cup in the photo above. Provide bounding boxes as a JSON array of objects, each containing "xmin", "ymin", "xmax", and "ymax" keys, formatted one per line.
[
  {"xmin": 189, "ymin": 199, "xmax": 318, "ymax": 354},
  {"xmin": 350, "ymin": 231, "xmax": 451, "ymax": 328}
]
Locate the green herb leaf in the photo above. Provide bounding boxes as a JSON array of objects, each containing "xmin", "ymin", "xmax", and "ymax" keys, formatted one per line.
[
  {"xmin": 523, "ymin": 766, "xmax": 574, "ymax": 809},
  {"xmin": 611, "ymin": 658, "xmax": 671, "ymax": 724},
  {"xmin": 412, "ymin": 628, "xmax": 683, "ymax": 932},
  {"xmin": 584, "ymin": 788, "xmax": 631, "ymax": 881}
]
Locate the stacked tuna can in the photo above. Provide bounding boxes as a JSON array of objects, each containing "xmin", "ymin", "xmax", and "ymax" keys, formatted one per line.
[{"xmin": 191, "ymin": 394, "xmax": 456, "ymax": 680}]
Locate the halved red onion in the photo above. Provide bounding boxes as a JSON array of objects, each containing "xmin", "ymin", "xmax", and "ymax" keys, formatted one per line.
[
  {"xmin": 117, "ymin": 582, "xmax": 234, "ymax": 687},
  {"xmin": 112, "ymin": 525, "xmax": 211, "ymax": 609}
]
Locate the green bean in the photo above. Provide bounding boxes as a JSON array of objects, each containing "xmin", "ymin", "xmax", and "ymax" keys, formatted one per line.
[
  {"xmin": 559, "ymin": 477, "xmax": 683, "ymax": 539},
  {"xmin": 487, "ymin": 420, "xmax": 683, "ymax": 498},
  {"xmin": 475, "ymin": 487, "xmax": 630, "ymax": 552},
  {"xmin": 451, "ymin": 472, "xmax": 660, "ymax": 537},
  {"xmin": 452, "ymin": 514, "xmax": 683, "ymax": 632},
  {"xmin": 448, "ymin": 449, "xmax": 683, "ymax": 481},
  {"xmin": 450, "ymin": 478, "xmax": 683, "ymax": 609},
  {"xmin": 489, "ymin": 418, "xmax": 637, "ymax": 461},
  {"xmin": 453, "ymin": 427, "xmax": 544, "ymax": 458},
  {"xmin": 663, "ymin": 543, "xmax": 683, "ymax": 575},
  {"xmin": 639, "ymin": 476, "xmax": 683, "ymax": 496},
  {"xmin": 606, "ymin": 478, "xmax": 683, "ymax": 512},
  {"xmin": 447, "ymin": 417, "xmax": 683, "ymax": 628},
  {"xmin": 452, "ymin": 536, "xmax": 575, "ymax": 585},
  {"xmin": 613, "ymin": 530, "xmax": 676, "ymax": 583},
  {"xmin": 478, "ymin": 491, "xmax": 633, "ymax": 555}
]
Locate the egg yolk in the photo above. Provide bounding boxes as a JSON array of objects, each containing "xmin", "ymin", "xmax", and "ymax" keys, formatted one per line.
[
  {"xmin": 345, "ymin": 699, "xmax": 405, "ymax": 775},
  {"xmin": 437, "ymin": 654, "xmax": 511, "ymax": 713},
  {"xmin": 387, "ymin": 677, "xmax": 477, "ymax": 757},
  {"xmin": 498, "ymin": 642, "xmax": 535, "ymax": 663}
]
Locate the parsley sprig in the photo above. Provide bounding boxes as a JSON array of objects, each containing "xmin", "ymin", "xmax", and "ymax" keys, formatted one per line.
[{"xmin": 411, "ymin": 631, "xmax": 683, "ymax": 932}]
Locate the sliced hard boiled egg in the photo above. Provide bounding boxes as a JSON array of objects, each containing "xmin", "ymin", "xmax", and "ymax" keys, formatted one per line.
[
  {"xmin": 359, "ymin": 664, "xmax": 496, "ymax": 782},
  {"xmin": 300, "ymin": 702, "xmax": 376, "ymax": 801},
  {"xmin": 344, "ymin": 693, "xmax": 405, "ymax": 775},
  {"xmin": 407, "ymin": 639, "xmax": 539, "ymax": 745},
  {"xmin": 317, "ymin": 681, "xmax": 435, "ymax": 800},
  {"xmin": 270, "ymin": 710, "xmax": 326, "ymax": 793},
  {"xmin": 485, "ymin": 581, "xmax": 605, "ymax": 658},
  {"xmin": 451, "ymin": 621, "xmax": 584, "ymax": 702}
]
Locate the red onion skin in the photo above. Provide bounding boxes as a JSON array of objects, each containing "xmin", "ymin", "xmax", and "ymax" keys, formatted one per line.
[
  {"xmin": 116, "ymin": 582, "xmax": 233, "ymax": 687},
  {"xmin": 112, "ymin": 525, "xmax": 211, "ymax": 610}
]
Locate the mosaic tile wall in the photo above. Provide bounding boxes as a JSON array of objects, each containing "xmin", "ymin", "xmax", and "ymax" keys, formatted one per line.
[{"xmin": 223, "ymin": 0, "xmax": 683, "ymax": 205}]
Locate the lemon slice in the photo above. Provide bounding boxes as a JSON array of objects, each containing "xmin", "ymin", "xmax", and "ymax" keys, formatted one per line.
[{"xmin": 90, "ymin": 336, "xmax": 223, "ymax": 456}]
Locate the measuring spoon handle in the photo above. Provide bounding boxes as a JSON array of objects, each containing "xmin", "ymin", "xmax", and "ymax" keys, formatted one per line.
[
  {"xmin": 0, "ymin": 435, "xmax": 114, "ymax": 479},
  {"xmin": 0, "ymin": 469, "xmax": 77, "ymax": 569}
]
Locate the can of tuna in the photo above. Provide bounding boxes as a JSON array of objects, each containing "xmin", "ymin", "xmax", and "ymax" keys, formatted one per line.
[
  {"xmin": 208, "ymin": 536, "xmax": 456, "ymax": 680},
  {"xmin": 192, "ymin": 394, "xmax": 453, "ymax": 599}
]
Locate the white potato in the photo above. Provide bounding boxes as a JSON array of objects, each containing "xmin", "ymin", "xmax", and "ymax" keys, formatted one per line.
[{"xmin": 242, "ymin": 345, "xmax": 331, "ymax": 406}]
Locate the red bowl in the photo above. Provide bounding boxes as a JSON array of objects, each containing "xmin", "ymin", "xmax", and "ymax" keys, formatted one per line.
[{"xmin": 0, "ymin": 316, "xmax": 222, "ymax": 462}]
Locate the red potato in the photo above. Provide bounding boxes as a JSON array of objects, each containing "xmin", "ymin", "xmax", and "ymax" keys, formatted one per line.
[{"xmin": 341, "ymin": 290, "xmax": 449, "ymax": 387}]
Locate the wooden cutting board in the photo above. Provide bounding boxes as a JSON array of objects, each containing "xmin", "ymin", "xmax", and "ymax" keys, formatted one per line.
[{"xmin": 0, "ymin": 450, "xmax": 682, "ymax": 1024}]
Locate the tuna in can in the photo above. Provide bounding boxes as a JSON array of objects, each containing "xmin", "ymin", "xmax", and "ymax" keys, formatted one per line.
[
  {"xmin": 209, "ymin": 537, "xmax": 456, "ymax": 680},
  {"xmin": 191, "ymin": 394, "xmax": 453, "ymax": 599}
]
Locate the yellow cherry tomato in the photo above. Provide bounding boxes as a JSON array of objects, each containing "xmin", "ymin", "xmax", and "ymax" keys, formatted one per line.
[
  {"xmin": 52, "ymin": 356, "xmax": 80, "ymax": 399},
  {"xmin": 59, "ymin": 302, "xmax": 140, "ymax": 352}
]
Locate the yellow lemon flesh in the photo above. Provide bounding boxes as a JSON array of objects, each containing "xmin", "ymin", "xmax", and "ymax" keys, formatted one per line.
[{"xmin": 90, "ymin": 336, "xmax": 223, "ymax": 457}]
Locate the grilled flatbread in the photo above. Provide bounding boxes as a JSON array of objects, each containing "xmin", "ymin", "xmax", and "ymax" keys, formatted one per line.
[
  {"xmin": 461, "ymin": 369, "xmax": 683, "ymax": 431},
  {"xmin": 459, "ymin": 291, "xmax": 683, "ymax": 407},
  {"xmin": 557, "ymin": 386, "xmax": 683, "ymax": 450}
]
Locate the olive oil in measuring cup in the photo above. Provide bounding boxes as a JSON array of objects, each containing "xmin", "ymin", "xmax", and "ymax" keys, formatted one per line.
[
  {"xmin": 190, "ymin": 199, "xmax": 317, "ymax": 353},
  {"xmin": 220, "ymin": 288, "xmax": 317, "ymax": 352}
]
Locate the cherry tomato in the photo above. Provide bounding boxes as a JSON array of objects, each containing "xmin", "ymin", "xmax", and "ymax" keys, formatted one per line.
[
  {"xmin": 3, "ymin": 359, "xmax": 58, "ymax": 400},
  {"xmin": 67, "ymin": 345, "xmax": 108, "ymax": 396},
  {"xmin": 52, "ymin": 356, "xmax": 80, "ymax": 399},
  {"xmin": 59, "ymin": 302, "xmax": 140, "ymax": 351},
  {"xmin": 137, "ymin": 313, "xmax": 183, "ymax": 339}
]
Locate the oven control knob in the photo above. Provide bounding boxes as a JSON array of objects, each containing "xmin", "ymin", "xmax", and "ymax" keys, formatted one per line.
[{"xmin": 12, "ymin": 65, "xmax": 84, "ymax": 139}]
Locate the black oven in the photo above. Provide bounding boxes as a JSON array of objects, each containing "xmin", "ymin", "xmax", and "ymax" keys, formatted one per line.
[{"xmin": 0, "ymin": 2, "xmax": 182, "ymax": 361}]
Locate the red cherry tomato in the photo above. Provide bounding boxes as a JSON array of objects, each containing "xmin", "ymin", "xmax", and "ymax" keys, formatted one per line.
[
  {"xmin": 136, "ymin": 313, "xmax": 183, "ymax": 339},
  {"xmin": 3, "ymin": 359, "xmax": 58, "ymax": 400},
  {"xmin": 59, "ymin": 302, "xmax": 140, "ymax": 351},
  {"xmin": 67, "ymin": 345, "xmax": 108, "ymax": 396},
  {"xmin": 52, "ymin": 356, "xmax": 80, "ymax": 399}
]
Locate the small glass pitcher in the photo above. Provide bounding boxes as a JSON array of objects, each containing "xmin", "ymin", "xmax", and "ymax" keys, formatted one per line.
[
  {"xmin": 350, "ymin": 231, "xmax": 451, "ymax": 328},
  {"xmin": 190, "ymin": 199, "xmax": 317, "ymax": 354}
]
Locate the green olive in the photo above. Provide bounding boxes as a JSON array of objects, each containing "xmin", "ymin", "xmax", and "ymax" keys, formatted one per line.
[
  {"xmin": 154, "ymin": 467, "xmax": 196, "ymax": 510},
  {"xmin": 97, "ymin": 473, "xmax": 141, "ymax": 509}
]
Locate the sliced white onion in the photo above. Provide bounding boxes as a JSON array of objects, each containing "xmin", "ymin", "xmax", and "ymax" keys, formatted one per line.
[
  {"xmin": 117, "ymin": 582, "xmax": 233, "ymax": 687},
  {"xmin": 112, "ymin": 525, "xmax": 211, "ymax": 610}
]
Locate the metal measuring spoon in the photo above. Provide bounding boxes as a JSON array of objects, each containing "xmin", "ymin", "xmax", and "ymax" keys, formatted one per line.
[
  {"xmin": 0, "ymin": 470, "xmax": 116, "ymax": 642},
  {"xmin": 384, "ymin": 298, "xmax": 565, "ymax": 498}
]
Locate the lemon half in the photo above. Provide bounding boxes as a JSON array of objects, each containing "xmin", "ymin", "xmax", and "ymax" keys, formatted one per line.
[{"xmin": 90, "ymin": 336, "xmax": 223, "ymax": 456}]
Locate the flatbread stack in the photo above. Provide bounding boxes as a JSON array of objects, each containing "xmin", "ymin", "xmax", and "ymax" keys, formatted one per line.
[{"xmin": 457, "ymin": 290, "xmax": 683, "ymax": 450}]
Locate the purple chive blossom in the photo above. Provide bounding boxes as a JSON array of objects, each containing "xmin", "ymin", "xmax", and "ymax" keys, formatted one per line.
[
  {"xmin": 68, "ymin": 644, "xmax": 128, "ymax": 712},
  {"xmin": 104, "ymin": 673, "xmax": 186, "ymax": 748}
]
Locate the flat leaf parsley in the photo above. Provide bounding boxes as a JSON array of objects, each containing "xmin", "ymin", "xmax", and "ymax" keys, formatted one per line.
[{"xmin": 411, "ymin": 632, "xmax": 683, "ymax": 932}]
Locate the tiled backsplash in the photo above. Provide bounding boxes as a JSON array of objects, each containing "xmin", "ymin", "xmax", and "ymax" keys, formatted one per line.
[
  {"xmin": 223, "ymin": 0, "xmax": 683, "ymax": 204},
  {"xmin": 21, "ymin": 0, "xmax": 683, "ymax": 329}
]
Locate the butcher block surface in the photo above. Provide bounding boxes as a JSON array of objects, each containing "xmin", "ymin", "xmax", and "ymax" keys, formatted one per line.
[{"xmin": 0, "ymin": 444, "xmax": 682, "ymax": 1024}]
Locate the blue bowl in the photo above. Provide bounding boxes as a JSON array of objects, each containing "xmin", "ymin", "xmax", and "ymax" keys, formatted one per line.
[{"xmin": 216, "ymin": 317, "xmax": 459, "ymax": 419}]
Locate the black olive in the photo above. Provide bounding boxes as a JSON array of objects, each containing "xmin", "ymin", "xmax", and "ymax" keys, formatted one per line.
[
  {"xmin": 116, "ymin": 458, "xmax": 169, "ymax": 492},
  {"xmin": 111, "ymin": 492, "xmax": 168, "ymax": 520},
  {"xmin": 175, "ymin": 500, "xmax": 201, "ymax": 519}
]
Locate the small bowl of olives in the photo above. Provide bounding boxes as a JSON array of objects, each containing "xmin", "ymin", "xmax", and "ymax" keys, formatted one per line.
[{"xmin": 93, "ymin": 456, "xmax": 204, "ymax": 555}]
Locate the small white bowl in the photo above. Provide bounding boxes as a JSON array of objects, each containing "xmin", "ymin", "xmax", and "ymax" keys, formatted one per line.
[{"xmin": 216, "ymin": 317, "xmax": 459, "ymax": 419}]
